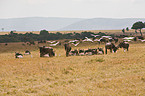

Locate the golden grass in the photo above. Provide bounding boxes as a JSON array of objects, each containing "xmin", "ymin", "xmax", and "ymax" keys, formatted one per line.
[
  {"xmin": 0, "ymin": 42, "xmax": 145, "ymax": 96},
  {"xmin": 1, "ymin": 29, "xmax": 145, "ymax": 35}
]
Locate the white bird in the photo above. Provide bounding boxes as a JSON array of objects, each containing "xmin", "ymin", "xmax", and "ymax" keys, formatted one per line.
[
  {"xmin": 91, "ymin": 34, "xmax": 100, "ymax": 37},
  {"xmin": 102, "ymin": 36, "xmax": 110, "ymax": 38},
  {"xmin": 49, "ymin": 41, "xmax": 59, "ymax": 46},
  {"xmin": 71, "ymin": 42, "xmax": 80, "ymax": 46},
  {"xmin": 83, "ymin": 37, "xmax": 93, "ymax": 42},
  {"xmin": 123, "ymin": 37, "xmax": 134, "ymax": 40},
  {"xmin": 69, "ymin": 40, "xmax": 79, "ymax": 43},
  {"xmin": 141, "ymin": 39, "xmax": 145, "ymax": 42},
  {"xmin": 16, "ymin": 55, "xmax": 23, "ymax": 58},
  {"xmin": 47, "ymin": 41, "xmax": 56, "ymax": 44}
]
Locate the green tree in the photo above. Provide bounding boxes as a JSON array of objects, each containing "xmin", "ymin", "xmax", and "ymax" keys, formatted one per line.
[
  {"xmin": 122, "ymin": 28, "xmax": 125, "ymax": 34},
  {"xmin": 131, "ymin": 21, "xmax": 145, "ymax": 36},
  {"xmin": 40, "ymin": 30, "xmax": 49, "ymax": 35},
  {"xmin": 126, "ymin": 27, "xmax": 129, "ymax": 31}
]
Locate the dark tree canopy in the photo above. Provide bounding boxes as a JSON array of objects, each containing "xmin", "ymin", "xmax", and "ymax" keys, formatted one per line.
[
  {"xmin": 126, "ymin": 27, "xmax": 129, "ymax": 31},
  {"xmin": 122, "ymin": 28, "xmax": 125, "ymax": 34},
  {"xmin": 131, "ymin": 21, "xmax": 145, "ymax": 36}
]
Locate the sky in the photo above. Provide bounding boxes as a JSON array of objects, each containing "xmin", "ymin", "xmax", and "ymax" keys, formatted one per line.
[{"xmin": 0, "ymin": 0, "xmax": 145, "ymax": 19}]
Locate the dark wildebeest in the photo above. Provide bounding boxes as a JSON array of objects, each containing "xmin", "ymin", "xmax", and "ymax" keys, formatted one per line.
[
  {"xmin": 105, "ymin": 42, "xmax": 117, "ymax": 54},
  {"xmin": 39, "ymin": 46, "xmax": 55, "ymax": 57},
  {"xmin": 64, "ymin": 43, "xmax": 71, "ymax": 57},
  {"xmin": 117, "ymin": 42, "xmax": 129, "ymax": 52},
  {"xmin": 24, "ymin": 50, "xmax": 31, "ymax": 55},
  {"xmin": 112, "ymin": 37, "xmax": 118, "ymax": 43},
  {"xmin": 79, "ymin": 49, "xmax": 85, "ymax": 56},
  {"xmin": 84, "ymin": 49, "xmax": 97, "ymax": 55},
  {"xmin": 98, "ymin": 47, "xmax": 104, "ymax": 54},
  {"xmin": 15, "ymin": 52, "xmax": 23, "ymax": 58},
  {"xmin": 84, "ymin": 49, "xmax": 93, "ymax": 55},
  {"xmin": 69, "ymin": 49, "xmax": 79, "ymax": 56}
]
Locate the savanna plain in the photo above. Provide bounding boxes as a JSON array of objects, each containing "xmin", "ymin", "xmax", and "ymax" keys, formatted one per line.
[{"xmin": 0, "ymin": 38, "xmax": 145, "ymax": 96}]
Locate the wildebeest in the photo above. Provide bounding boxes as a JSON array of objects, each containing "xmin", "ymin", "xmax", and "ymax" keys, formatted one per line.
[
  {"xmin": 112, "ymin": 37, "xmax": 118, "ymax": 43},
  {"xmin": 98, "ymin": 47, "xmax": 104, "ymax": 54},
  {"xmin": 39, "ymin": 46, "xmax": 55, "ymax": 57},
  {"xmin": 84, "ymin": 48, "xmax": 97, "ymax": 55},
  {"xmin": 24, "ymin": 50, "xmax": 31, "ymax": 55},
  {"xmin": 15, "ymin": 52, "xmax": 23, "ymax": 58},
  {"xmin": 69, "ymin": 49, "xmax": 79, "ymax": 56},
  {"xmin": 84, "ymin": 49, "xmax": 93, "ymax": 55},
  {"xmin": 64, "ymin": 43, "xmax": 71, "ymax": 57},
  {"xmin": 117, "ymin": 42, "xmax": 129, "ymax": 52},
  {"xmin": 79, "ymin": 49, "xmax": 85, "ymax": 56},
  {"xmin": 105, "ymin": 42, "xmax": 117, "ymax": 54}
]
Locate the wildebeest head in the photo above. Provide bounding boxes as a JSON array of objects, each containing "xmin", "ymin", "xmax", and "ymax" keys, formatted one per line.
[
  {"xmin": 98, "ymin": 47, "xmax": 104, "ymax": 54},
  {"xmin": 113, "ymin": 46, "xmax": 118, "ymax": 53}
]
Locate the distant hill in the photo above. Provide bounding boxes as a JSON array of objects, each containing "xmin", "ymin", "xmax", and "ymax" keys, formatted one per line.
[
  {"xmin": 0, "ymin": 17, "xmax": 84, "ymax": 31},
  {"xmin": 60, "ymin": 18, "xmax": 145, "ymax": 31},
  {"xmin": 0, "ymin": 17, "xmax": 145, "ymax": 31}
]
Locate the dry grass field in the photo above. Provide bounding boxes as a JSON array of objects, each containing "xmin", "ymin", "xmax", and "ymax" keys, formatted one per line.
[
  {"xmin": 0, "ymin": 41, "xmax": 145, "ymax": 96},
  {"xmin": 1, "ymin": 29, "xmax": 145, "ymax": 35}
]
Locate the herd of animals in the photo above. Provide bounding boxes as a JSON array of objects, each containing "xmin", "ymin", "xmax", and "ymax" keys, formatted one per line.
[{"xmin": 13, "ymin": 34, "xmax": 144, "ymax": 58}]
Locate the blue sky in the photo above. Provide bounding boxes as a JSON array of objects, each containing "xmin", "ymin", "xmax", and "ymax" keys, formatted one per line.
[{"xmin": 0, "ymin": 0, "xmax": 144, "ymax": 19}]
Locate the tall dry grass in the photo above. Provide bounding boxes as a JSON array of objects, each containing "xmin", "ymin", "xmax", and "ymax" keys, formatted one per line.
[
  {"xmin": 0, "ymin": 42, "xmax": 145, "ymax": 96},
  {"xmin": 1, "ymin": 29, "xmax": 145, "ymax": 35}
]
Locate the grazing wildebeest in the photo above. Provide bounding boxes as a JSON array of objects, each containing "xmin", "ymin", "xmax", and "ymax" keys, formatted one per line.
[
  {"xmin": 24, "ymin": 50, "xmax": 31, "ymax": 55},
  {"xmin": 79, "ymin": 49, "xmax": 85, "ymax": 56},
  {"xmin": 112, "ymin": 37, "xmax": 118, "ymax": 43},
  {"xmin": 91, "ymin": 49, "xmax": 98, "ymax": 55},
  {"xmin": 64, "ymin": 43, "xmax": 71, "ymax": 57},
  {"xmin": 98, "ymin": 47, "xmax": 104, "ymax": 54},
  {"xmin": 85, "ymin": 49, "xmax": 93, "ymax": 55},
  {"xmin": 69, "ymin": 49, "xmax": 79, "ymax": 56},
  {"xmin": 117, "ymin": 42, "xmax": 129, "ymax": 52},
  {"xmin": 15, "ymin": 52, "xmax": 23, "ymax": 58},
  {"xmin": 39, "ymin": 46, "xmax": 55, "ymax": 57},
  {"xmin": 105, "ymin": 42, "xmax": 117, "ymax": 54}
]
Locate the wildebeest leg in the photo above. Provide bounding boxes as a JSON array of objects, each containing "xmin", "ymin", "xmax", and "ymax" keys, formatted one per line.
[
  {"xmin": 105, "ymin": 48, "xmax": 107, "ymax": 54},
  {"xmin": 66, "ymin": 51, "xmax": 69, "ymax": 57},
  {"xmin": 110, "ymin": 48, "xmax": 112, "ymax": 53},
  {"xmin": 127, "ymin": 47, "xmax": 128, "ymax": 51}
]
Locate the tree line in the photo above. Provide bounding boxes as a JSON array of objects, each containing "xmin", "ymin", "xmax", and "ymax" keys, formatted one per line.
[
  {"xmin": 0, "ymin": 30, "xmax": 108, "ymax": 43},
  {"xmin": 0, "ymin": 21, "xmax": 144, "ymax": 43},
  {"xmin": 122, "ymin": 21, "xmax": 145, "ymax": 36}
]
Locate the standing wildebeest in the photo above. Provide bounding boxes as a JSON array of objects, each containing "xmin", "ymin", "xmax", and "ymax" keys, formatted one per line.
[
  {"xmin": 39, "ymin": 46, "xmax": 55, "ymax": 57},
  {"xmin": 105, "ymin": 42, "xmax": 117, "ymax": 54},
  {"xmin": 64, "ymin": 43, "xmax": 71, "ymax": 57},
  {"xmin": 117, "ymin": 42, "xmax": 129, "ymax": 52}
]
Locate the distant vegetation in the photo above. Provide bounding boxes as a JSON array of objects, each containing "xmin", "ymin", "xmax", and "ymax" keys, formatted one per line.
[
  {"xmin": 0, "ymin": 30, "xmax": 108, "ymax": 43},
  {"xmin": 0, "ymin": 21, "xmax": 145, "ymax": 43}
]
